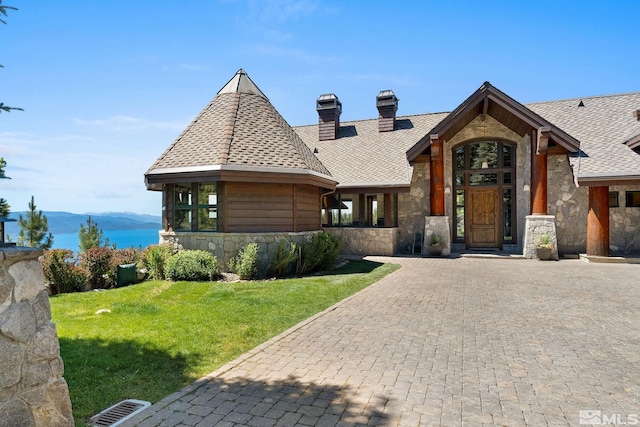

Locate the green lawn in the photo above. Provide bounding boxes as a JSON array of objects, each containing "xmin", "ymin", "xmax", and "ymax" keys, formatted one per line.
[{"xmin": 50, "ymin": 260, "xmax": 399, "ymax": 426}]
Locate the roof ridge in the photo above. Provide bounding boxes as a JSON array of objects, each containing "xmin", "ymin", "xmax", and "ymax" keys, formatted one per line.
[
  {"xmin": 292, "ymin": 111, "xmax": 450, "ymax": 129},
  {"xmin": 526, "ymin": 90, "xmax": 640, "ymax": 106},
  {"xmin": 217, "ymin": 92, "xmax": 241, "ymax": 165}
]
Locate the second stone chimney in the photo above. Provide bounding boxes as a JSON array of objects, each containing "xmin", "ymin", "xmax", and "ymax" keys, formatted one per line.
[
  {"xmin": 317, "ymin": 94, "xmax": 342, "ymax": 141},
  {"xmin": 376, "ymin": 90, "xmax": 399, "ymax": 132}
]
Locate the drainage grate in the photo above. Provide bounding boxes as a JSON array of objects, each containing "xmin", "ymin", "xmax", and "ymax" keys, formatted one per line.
[{"xmin": 89, "ymin": 399, "xmax": 151, "ymax": 427}]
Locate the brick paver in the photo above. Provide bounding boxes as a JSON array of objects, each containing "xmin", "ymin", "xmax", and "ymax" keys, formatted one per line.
[{"xmin": 123, "ymin": 257, "xmax": 640, "ymax": 426}]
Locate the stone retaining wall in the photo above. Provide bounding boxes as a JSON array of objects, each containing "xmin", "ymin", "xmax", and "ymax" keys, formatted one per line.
[
  {"xmin": 159, "ymin": 230, "xmax": 320, "ymax": 270},
  {"xmin": 0, "ymin": 247, "xmax": 73, "ymax": 427},
  {"xmin": 324, "ymin": 227, "xmax": 398, "ymax": 256}
]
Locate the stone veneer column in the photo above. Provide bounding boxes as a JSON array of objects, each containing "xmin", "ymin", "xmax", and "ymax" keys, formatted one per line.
[
  {"xmin": 0, "ymin": 247, "xmax": 73, "ymax": 426},
  {"xmin": 523, "ymin": 215, "xmax": 559, "ymax": 260},
  {"xmin": 424, "ymin": 216, "xmax": 451, "ymax": 256}
]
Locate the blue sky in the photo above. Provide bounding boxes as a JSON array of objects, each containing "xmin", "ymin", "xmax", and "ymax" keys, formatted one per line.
[{"xmin": 1, "ymin": 0, "xmax": 638, "ymax": 216}]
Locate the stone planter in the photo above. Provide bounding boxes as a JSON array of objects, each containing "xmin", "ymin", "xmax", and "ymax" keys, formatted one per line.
[
  {"xmin": 429, "ymin": 244, "xmax": 444, "ymax": 257},
  {"xmin": 536, "ymin": 247, "xmax": 553, "ymax": 260}
]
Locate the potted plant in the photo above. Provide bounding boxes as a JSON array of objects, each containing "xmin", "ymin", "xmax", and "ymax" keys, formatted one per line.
[
  {"xmin": 535, "ymin": 234, "xmax": 554, "ymax": 260},
  {"xmin": 428, "ymin": 233, "xmax": 445, "ymax": 257}
]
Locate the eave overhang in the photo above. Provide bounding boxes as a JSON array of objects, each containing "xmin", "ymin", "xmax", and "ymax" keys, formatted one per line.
[
  {"xmin": 145, "ymin": 164, "xmax": 337, "ymax": 191},
  {"xmin": 334, "ymin": 182, "xmax": 411, "ymax": 194},
  {"xmin": 406, "ymin": 82, "xmax": 581, "ymax": 164},
  {"xmin": 574, "ymin": 171, "xmax": 640, "ymax": 187},
  {"xmin": 624, "ymin": 133, "xmax": 640, "ymax": 150}
]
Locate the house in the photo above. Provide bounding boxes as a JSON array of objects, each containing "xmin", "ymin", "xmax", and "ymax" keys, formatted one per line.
[
  {"xmin": 144, "ymin": 70, "xmax": 337, "ymax": 265},
  {"xmin": 146, "ymin": 69, "xmax": 640, "ymax": 263}
]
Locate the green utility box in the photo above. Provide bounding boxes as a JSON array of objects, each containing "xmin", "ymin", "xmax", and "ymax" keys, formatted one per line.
[{"xmin": 117, "ymin": 263, "xmax": 137, "ymax": 287}]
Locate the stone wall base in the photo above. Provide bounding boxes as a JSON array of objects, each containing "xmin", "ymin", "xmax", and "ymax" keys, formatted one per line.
[
  {"xmin": 324, "ymin": 227, "xmax": 398, "ymax": 256},
  {"xmin": 160, "ymin": 228, "xmax": 401, "ymax": 264},
  {"xmin": 424, "ymin": 216, "xmax": 451, "ymax": 256},
  {"xmin": 159, "ymin": 230, "xmax": 321, "ymax": 271},
  {"xmin": 523, "ymin": 215, "xmax": 559, "ymax": 260}
]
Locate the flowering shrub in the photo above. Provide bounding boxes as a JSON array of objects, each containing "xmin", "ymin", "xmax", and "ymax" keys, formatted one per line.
[
  {"xmin": 80, "ymin": 247, "xmax": 113, "ymax": 289},
  {"xmin": 40, "ymin": 249, "xmax": 88, "ymax": 294}
]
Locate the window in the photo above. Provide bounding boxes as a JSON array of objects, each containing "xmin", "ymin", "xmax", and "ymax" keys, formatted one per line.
[
  {"xmin": 173, "ymin": 184, "xmax": 193, "ymax": 231},
  {"xmin": 197, "ymin": 183, "xmax": 218, "ymax": 231},
  {"xmin": 172, "ymin": 183, "xmax": 218, "ymax": 231},
  {"xmin": 322, "ymin": 193, "xmax": 398, "ymax": 227},
  {"xmin": 609, "ymin": 192, "xmax": 619, "ymax": 208},
  {"xmin": 455, "ymin": 190, "xmax": 465, "ymax": 238},
  {"xmin": 626, "ymin": 191, "xmax": 640, "ymax": 207}
]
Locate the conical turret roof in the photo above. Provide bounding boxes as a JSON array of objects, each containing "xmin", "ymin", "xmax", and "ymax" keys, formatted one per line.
[{"xmin": 146, "ymin": 69, "xmax": 333, "ymax": 185}]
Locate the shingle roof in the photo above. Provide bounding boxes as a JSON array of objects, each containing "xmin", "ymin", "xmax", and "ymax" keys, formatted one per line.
[
  {"xmin": 294, "ymin": 113, "xmax": 447, "ymax": 188},
  {"xmin": 527, "ymin": 92, "xmax": 640, "ymax": 181},
  {"xmin": 150, "ymin": 69, "xmax": 639, "ymax": 189},
  {"xmin": 295, "ymin": 90, "xmax": 640, "ymax": 188},
  {"xmin": 146, "ymin": 69, "xmax": 332, "ymax": 178}
]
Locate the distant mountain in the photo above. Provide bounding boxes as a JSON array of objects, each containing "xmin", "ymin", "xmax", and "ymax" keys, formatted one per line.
[{"xmin": 4, "ymin": 211, "xmax": 162, "ymax": 236}]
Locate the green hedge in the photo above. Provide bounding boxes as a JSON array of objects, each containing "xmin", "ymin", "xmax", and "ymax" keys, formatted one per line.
[{"xmin": 166, "ymin": 250, "xmax": 221, "ymax": 281}]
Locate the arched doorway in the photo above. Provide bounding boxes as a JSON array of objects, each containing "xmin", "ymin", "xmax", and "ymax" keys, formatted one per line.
[{"xmin": 453, "ymin": 140, "xmax": 516, "ymax": 249}]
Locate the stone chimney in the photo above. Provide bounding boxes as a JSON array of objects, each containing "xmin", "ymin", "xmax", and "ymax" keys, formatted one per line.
[
  {"xmin": 634, "ymin": 109, "xmax": 640, "ymax": 121},
  {"xmin": 376, "ymin": 90, "xmax": 399, "ymax": 132},
  {"xmin": 316, "ymin": 94, "xmax": 342, "ymax": 141}
]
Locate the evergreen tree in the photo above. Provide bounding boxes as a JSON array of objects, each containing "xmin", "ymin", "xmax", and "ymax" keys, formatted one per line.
[
  {"xmin": 1, "ymin": 2, "xmax": 22, "ymax": 113},
  {"xmin": 78, "ymin": 216, "xmax": 106, "ymax": 252},
  {"xmin": 0, "ymin": 198, "xmax": 8, "ymax": 217},
  {"xmin": 1, "ymin": 157, "xmax": 11, "ymax": 218},
  {"xmin": 17, "ymin": 196, "xmax": 53, "ymax": 249},
  {"xmin": 0, "ymin": 157, "xmax": 8, "ymax": 179}
]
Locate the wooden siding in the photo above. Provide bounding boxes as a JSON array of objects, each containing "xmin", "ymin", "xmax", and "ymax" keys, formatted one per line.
[
  {"xmin": 223, "ymin": 182, "xmax": 321, "ymax": 232},
  {"xmin": 294, "ymin": 184, "xmax": 322, "ymax": 231}
]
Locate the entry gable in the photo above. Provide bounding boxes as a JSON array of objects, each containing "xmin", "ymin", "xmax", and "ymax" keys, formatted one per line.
[{"xmin": 407, "ymin": 82, "xmax": 580, "ymax": 163}]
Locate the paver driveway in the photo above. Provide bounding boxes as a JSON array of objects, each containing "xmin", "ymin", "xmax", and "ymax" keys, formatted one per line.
[{"xmin": 124, "ymin": 257, "xmax": 640, "ymax": 426}]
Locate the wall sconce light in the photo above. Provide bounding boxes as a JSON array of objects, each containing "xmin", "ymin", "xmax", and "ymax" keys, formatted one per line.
[
  {"xmin": 523, "ymin": 184, "xmax": 530, "ymax": 192},
  {"xmin": 444, "ymin": 185, "xmax": 451, "ymax": 194}
]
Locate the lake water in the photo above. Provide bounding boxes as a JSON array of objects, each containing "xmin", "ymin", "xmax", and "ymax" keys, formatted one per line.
[{"xmin": 52, "ymin": 229, "xmax": 161, "ymax": 251}]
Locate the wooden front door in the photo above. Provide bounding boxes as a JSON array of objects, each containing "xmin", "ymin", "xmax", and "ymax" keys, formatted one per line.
[{"xmin": 468, "ymin": 188, "xmax": 500, "ymax": 248}]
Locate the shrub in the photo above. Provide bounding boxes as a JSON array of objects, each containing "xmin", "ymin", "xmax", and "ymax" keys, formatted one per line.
[
  {"xmin": 297, "ymin": 232, "xmax": 342, "ymax": 276},
  {"xmin": 111, "ymin": 247, "xmax": 137, "ymax": 267},
  {"xmin": 165, "ymin": 250, "xmax": 220, "ymax": 282},
  {"xmin": 40, "ymin": 249, "xmax": 88, "ymax": 294},
  {"xmin": 80, "ymin": 247, "xmax": 113, "ymax": 289},
  {"xmin": 141, "ymin": 244, "xmax": 173, "ymax": 280},
  {"xmin": 229, "ymin": 243, "xmax": 260, "ymax": 280},
  {"xmin": 269, "ymin": 239, "xmax": 298, "ymax": 278}
]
